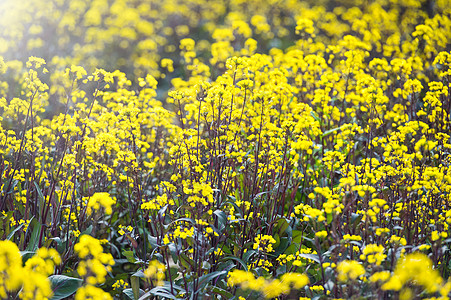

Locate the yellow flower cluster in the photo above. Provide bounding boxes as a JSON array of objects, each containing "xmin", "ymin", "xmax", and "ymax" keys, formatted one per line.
[
  {"xmin": 112, "ymin": 279, "xmax": 128, "ymax": 290},
  {"xmin": 0, "ymin": 0, "xmax": 451, "ymax": 298},
  {"xmin": 0, "ymin": 241, "xmax": 23, "ymax": 298},
  {"xmin": 74, "ymin": 235, "xmax": 114, "ymax": 286},
  {"xmin": 0, "ymin": 241, "xmax": 60, "ymax": 300},
  {"xmin": 144, "ymin": 260, "xmax": 166, "ymax": 286},
  {"xmin": 227, "ymin": 269, "xmax": 309, "ymax": 299},
  {"xmin": 118, "ymin": 225, "xmax": 133, "ymax": 236},
  {"xmin": 277, "ymin": 247, "xmax": 318, "ymax": 267},
  {"xmin": 336, "ymin": 260, "xmax": 366, "ymax": 282},
  {"xmin": 359, "ymin": 244, "xmax": 386, "ymax": 266},
  {"xmin": 85, "ymin": 192, "xmax": 116, "ymax": 215},
  {"xmin": 74, "ymin": 285, "xmax": 112, "ymax": 300},
  {"xmin": 253, "ymin": 234, "xmax": 277, "ymax": 253},
  {"xmin": 382, "ymin": 253, "xmax": 448, "ymax": 296}
]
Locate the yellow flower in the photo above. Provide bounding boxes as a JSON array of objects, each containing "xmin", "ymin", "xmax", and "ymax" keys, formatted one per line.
[
  {"xmin": 359, "ymin": 244, "xmax": 386, "ymax": 265},
  {"xmin": 20, "ymin": 272, "xmax": 52, "ymax": 300},
  {"xmin": 25, "ymin": 247, "xmax": 61, "ymax": 276},
  {"xmin": 144, "ymin": 260, "xmax": 166, "ymax": 286},
  {"xmin": 75, "ymin": 285, "xmax": 112, "ymax": 300},
  {"xmin": 112, "ymin": 279, "xmax": 129, "ymax": 290},
  {"xmin": 336, "ymin": 260, "xmax": 365, "ymax": 281},
  {"xmin": 86, "ymin": 192, "xmax": 116, "ymax": 215},
  {"xmin": 74, "ymin": 235, "xmax": 115, "ymax": 285},
  {"xmin": 228, "ymin": 270, "xmax": 308, "ymax": 299},
  {"xmin": 253, "ymin": 234, "xmax": 277, "ymax": 253},
  {"xmin": 0, "ymin": 56, "xmax": 6, "ymax": 74},
  {"xmin": 0, "ymin": 240, "xmax": 23, "ymax": 293},
  {"xmin": 315, "ymin": 230, "xmax": 328, "ymax": 238},
  {"xmin": 382, "ymin": 253, "xmax": 443, "ymax": 293}
]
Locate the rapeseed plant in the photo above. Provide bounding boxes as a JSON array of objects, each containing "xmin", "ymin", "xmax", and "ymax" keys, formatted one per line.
[
  {"xmin": 0, "ymin": 241, "xmax": 60, "ymax": 299},
  {"xmin": 0, "ymin": 0, "xmax": 451, "ymax": 298}
]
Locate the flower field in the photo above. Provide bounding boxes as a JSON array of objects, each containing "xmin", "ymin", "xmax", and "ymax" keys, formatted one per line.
[{"xmin": 0, "ymin": 0, "xmax": 451, "ymax": 298}]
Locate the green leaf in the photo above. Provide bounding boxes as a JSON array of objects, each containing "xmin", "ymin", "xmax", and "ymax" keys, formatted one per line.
[
  {"xmin": 80, "ymin": 225, "xmax": 93, "ymax": 237},
  {"xmin": 132, "ymin": 269, "xmax": 146, "ymax": 278},
  {"xmin": 180, "ymin": 252, "xmax": 194, "ymax": 270},
  {"xmin": 25, "ymin": 218, "xmax": 42, "ymax": 252},
  {"xmin": 213, "ymin": 209, "xmax": 227, "ymax": 232},
  {"xmin": 351, "ymin": 213, "xmax": 363, "ymax": 230},
  {"xmin": 34, "ymin": 181, "xmax": 46, "ymax": 217},
  {"xmin": 7, "ymin": 223, "xmax": 25, "ymax": 240},
  {"xmin": 158, "ymin": 204, "xmax": 168, "ymax": 218},
  {"xmin": 292, "ymin": 230, "xmax": 303, "ymax": 243},
  {"xmin": 49, "ymin": 237, "xmax": 66, "ymax": 253},
  {"xmin": 242, "ymin": 249, "xmax": 257, "ymax": 263},
  {"xmin": 274, "ymin": 237, "xmax": 290, "ymax": 255},
  {"xmin": 168, "ymin": 267, "xmax": 179, "ymax": 282},
  {"xmin": 3, "ymin": 179, "xmax": 18, "ymax": 195},
  {"xmin": 310, "ymin": 111, "xmax": 320, "ymax": 123},
  {"xmin": 140, "ymin": 286, "xmax": 176, "ymax": 300},
  {"xmin": 321, "ymin": 125, "xmax": 343, "ymax": 138},
  {"xmin": 168, "ymin": 243, "xmax": 178, "ymax": 263},
  {"xmin": 123, "ymin": 289, "xmax": 135, "ymax": 299},
  {"xmin": 218, "ymin": 256, "xmax": 248, "ymax": 271},
  {"xmin": 122, "ymin": 250, "xmax": 137, "ymax": 263},
  {"xmin": 284, "ymin": 244, "xmax": 297, "ymax": 256},
  {"xmin": 147, "ymin": 234, "xmax": 159, "ymax": 248},
  {"xmin": 49, "ymin": 275, "xmax": 82, "ymax": 300},
  {"xmin": 298, "ymin": 253, "xmax": 320, "ymax": 263},
  {"xmin": 234, "ymin": 189, "xmax": 240, "ymax": 202},
  {"xmin": 20, "ymin": 250, "xmax": 36, "ymax": 264},
  {"xmin": 211, "ymin": 286, "xmax": 233, "ymax": 298},
  {"xmin": 326, "ymin": 212, "xmax": 333, "ymax": 224},
  {"xmin": 131, "ymin": 275, "xmax": 140, "ymax": 300},
  {"xmin": 273, "ymin": 233, "xmax": 281, "ymax": 248},
  {"xmin": 124, "ymin": 288, "xmax": 145, "ymax": 300},
  {"xmin": 275, "ymin": 218, "xmax": 290, "ymax": 237},
  {"xmin": 196, "ymin": 270, "xmax": 227, "ymax": 290}
]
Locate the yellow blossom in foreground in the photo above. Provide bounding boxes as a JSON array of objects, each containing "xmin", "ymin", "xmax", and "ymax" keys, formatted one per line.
[
  {"xmin": 144, "ymin": 260, "xmax": 166, "ymax": 286},
  {"xmin": 0, "ymin": 240, "xmax": 23, "ymax": 297},
  {"xmin": 74, "ymin": 235, "xmax": 115, "ymax": 285},
  {"xmin": 20, "ymin": 273, "xmax": 52, "ymax": 300},
  {"xmin": 75, "ymin": 285, "xmax": 112, "ymax": 300},
  {"xmin": 25, "ymin": 247, "xmax": 61, "ymax": 276},
  {"xmin": 336, "ymin": 260, "xmax": 365, "ymax": 281},
  {"xmin": 382, "ymin": 252, "xmax": 443, "ymax": 293},
  {"xmin": 369, "ymin": 271, "xmax": 391, "ymax": 283},
  {"xmin": 228, "ymin": 270, "xmax": 309, "ymax": 299},
  {"xmin": 0, "ymin": 241, "xmax": 60, "ymax": 299}
]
